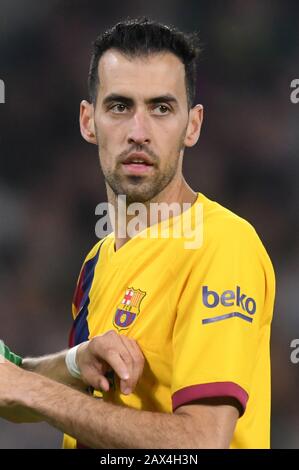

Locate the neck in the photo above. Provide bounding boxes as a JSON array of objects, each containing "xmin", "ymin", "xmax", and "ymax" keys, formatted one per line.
[{"xmin": 107, "ymin": 176, "xmax": 197, "ymax": 251}]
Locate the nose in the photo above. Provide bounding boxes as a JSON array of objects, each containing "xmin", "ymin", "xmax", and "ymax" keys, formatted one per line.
[{"xmin": 127, "ymin": 111, "xmax": 150, "ymax": 146}]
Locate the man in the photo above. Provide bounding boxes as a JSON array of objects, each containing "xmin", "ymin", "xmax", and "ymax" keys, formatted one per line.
[{"xmin": 0, "ymin": 18, "xmax": 275, "ymax": 448}]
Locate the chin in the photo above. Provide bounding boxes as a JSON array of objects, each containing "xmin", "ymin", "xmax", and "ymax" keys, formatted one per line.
[
  {"xmin": 122, "ymin": 191, "xmax": 153, "ymax": 204},
  {"xmin": 107, "ymin": 173, "xmax": 170, "ymax": 204}
]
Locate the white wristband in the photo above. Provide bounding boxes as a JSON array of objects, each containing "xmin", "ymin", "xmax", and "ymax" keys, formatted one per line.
[{"xmin": 65, "ymin": 344, "xmax": 81, "ymax": 379}]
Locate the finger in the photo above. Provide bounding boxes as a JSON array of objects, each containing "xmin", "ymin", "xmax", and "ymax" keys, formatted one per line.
[
  {"xmin": 126, "ymin": 338, "xmax": 144, "ymax": 390},
  {"xmin": 117, "ymin": 336, "xmax": 135, "ymax": 394},
  {"xmin": 87, "ymin": 373, "xmax": 110, "ymax": 392},
  {"xmin": 97, "ymin": 375, "xmax": 110, "ymax": 392},
  {"xmin": 104, "ymin": 348, "xmax": 130, "ymax": 384},
  {"xmin": 81, "ymin": 363, "xmax": 111, "ymax": 392},
  {"xmin": 119, "ymin": 336, "xmax": 143, "ymax": 395},
  {"xmin": 91, "ymin": 333, "xmax": 131, "ymax": 382},
  {"xmin": 128, "ymin": 338, "xmax": 145, "ymax": 378}
]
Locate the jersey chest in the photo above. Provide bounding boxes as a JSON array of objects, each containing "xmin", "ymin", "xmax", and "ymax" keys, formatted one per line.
[{"xmin": 87, "ymin": 256, "xmax": 176, "ymax": 353}]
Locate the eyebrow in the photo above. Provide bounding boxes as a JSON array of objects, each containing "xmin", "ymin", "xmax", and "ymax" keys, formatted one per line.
[{"xmin": 102, "ymin": 93, "xmax": 178, "ymax": 107}]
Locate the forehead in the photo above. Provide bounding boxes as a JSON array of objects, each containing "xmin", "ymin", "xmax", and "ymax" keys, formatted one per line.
[{"xmin": 97, "ymin": 49, "xmax": 186, "ymax": 99}]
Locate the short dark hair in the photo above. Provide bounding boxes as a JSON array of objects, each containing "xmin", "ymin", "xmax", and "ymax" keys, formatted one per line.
[{"xmin": 88, "ymin": 17, "xmax": 201, "ymax": 109}]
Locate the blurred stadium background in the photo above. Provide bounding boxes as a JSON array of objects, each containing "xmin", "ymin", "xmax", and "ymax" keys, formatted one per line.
[{"xmin": 0, "ymin": 0, "xmax": 298, "ymax": 448}]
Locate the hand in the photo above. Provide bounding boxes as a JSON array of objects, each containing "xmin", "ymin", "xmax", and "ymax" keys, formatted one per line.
[{"xmin": 76, "ymin": 330, "xmax": 144, "ymax": 395}]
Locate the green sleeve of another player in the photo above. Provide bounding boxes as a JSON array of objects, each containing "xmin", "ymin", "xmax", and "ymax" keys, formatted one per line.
[{"xmin": 0, "ymin": 340, "xmax": 23, "ymax": 366}]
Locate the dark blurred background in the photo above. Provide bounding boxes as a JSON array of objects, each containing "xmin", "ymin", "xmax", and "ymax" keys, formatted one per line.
[{"xmin": 0, "ymin": 0, "xmax": 298, "ymax": 448}]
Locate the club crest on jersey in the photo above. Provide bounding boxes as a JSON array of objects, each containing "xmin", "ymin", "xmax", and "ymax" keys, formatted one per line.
[{"xmin": 113, "ymin": 287, "xmax": 146, "ymax": 330}]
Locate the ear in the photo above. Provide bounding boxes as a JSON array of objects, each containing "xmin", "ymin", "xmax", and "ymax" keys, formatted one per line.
[
  {"xmin": 79, "ymin": 100, "xmax": 97, "ymax": 144},
  {"xmin": 184, "ymin": 104, "xmax": 204, "ymax": 148}
]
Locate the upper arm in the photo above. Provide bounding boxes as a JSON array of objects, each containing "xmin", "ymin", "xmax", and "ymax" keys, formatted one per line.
[
  {"xmin": 174, "ymin": 399, "xmax": 239, "ymax": 448},
  {"xmin": 171, "ymin": 219, "xmax": 275, "ymax": 446}
]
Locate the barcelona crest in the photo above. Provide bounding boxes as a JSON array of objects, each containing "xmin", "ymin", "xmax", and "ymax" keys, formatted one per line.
[{"xmin": 113, "ymin": 287, "xmax": 146, "ymax": 331}]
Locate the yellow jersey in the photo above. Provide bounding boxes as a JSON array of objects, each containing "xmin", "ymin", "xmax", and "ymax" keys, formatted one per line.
[{"xmin": 63, "ymin": 192, "xmax": 275, "ymax": 449}]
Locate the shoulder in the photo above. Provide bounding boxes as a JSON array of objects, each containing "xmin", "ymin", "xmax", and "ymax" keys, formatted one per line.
[
  {"xmin": 82, "ymin": 234, "xmax": 112, "ymax": 264},
  {"xmin": 199, "ymin": 193, "xmax": 275, "ymax": 278},
  {"xmin": 200, "ymin": 193, "xmax": 263, "ymax": 248}
]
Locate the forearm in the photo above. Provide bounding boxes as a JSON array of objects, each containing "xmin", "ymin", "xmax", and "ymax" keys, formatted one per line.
[
  {"xmin": 22, "ymin": 351, "xmax": 86, "ymax": 391},
  {"xmin": 0, "ymin": 352, "xmax": 86, "ymax": 423},
  {"xmin": 18, "ymin": 371, "xmax": 203, "ymax": 449}
]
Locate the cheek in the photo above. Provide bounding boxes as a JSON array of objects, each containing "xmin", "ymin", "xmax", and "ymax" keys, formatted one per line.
[
  {"xmin": 155, "ymin": 116, "xmax": 186, "ymax": 139},
  {"xmin": 96, "ymin": 126, "xmax": 115, "ymax": 156},
  {"xmin": 156, "ymin": 121, "xmax": 186, "ymax": 153},
  {"xmin": 97, "ymin": 117, "xmax": 126, "ymax": 151},
  {"xmin": 97, "ymin": 124, "xmax": 127, "ymax": 173},
  {"xmin": 95, "ymin": 127, "xmax": 112, "ymax": 170}
]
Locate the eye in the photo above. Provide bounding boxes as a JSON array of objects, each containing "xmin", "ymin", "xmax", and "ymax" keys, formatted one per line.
[
  {"xmin": 152, "ymin": 104, "xmax": 171, "ymax": 115},
  {"xmin": 111, "ymin": 103, "xmax": 128, "ymax": 113}
]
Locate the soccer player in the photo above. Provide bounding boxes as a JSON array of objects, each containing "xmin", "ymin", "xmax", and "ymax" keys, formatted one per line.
[{"xmin": 0, "ymin": 18, "xmax": 275, "ymax": 448}]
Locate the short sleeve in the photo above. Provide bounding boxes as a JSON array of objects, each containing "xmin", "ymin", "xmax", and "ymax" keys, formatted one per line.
[
  {"xmin": 171, "ymin": 219, "xmax": 275, "ymax": 415},
  {"xmin": 68, "ymin": 239, "xmax": 104, "ymax": 347}
]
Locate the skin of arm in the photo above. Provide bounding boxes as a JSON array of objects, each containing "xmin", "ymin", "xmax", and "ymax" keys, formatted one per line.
[
  {"xmin": 21, "ymin": 331, "xmax": 144, "ymax": 394},
  {"xmin": 0, "ymin": 331, "xmax": 144, "ymax": 424},
  {"xmin": 22, "ymin": 351, "xmax": 86, "ymax": 389},
  {"xmin": 0, "ymin": 351, "xmax": 87, "ymax": 423},
  {"xmin": 0, "ymin": 361, "xmax": 238, "ymax": 448}
]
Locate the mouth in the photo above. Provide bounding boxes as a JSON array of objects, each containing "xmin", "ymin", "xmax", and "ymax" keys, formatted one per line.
[{"xmin": 121, "ymin": 152, "xmax": 154, "ymax": 175}]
